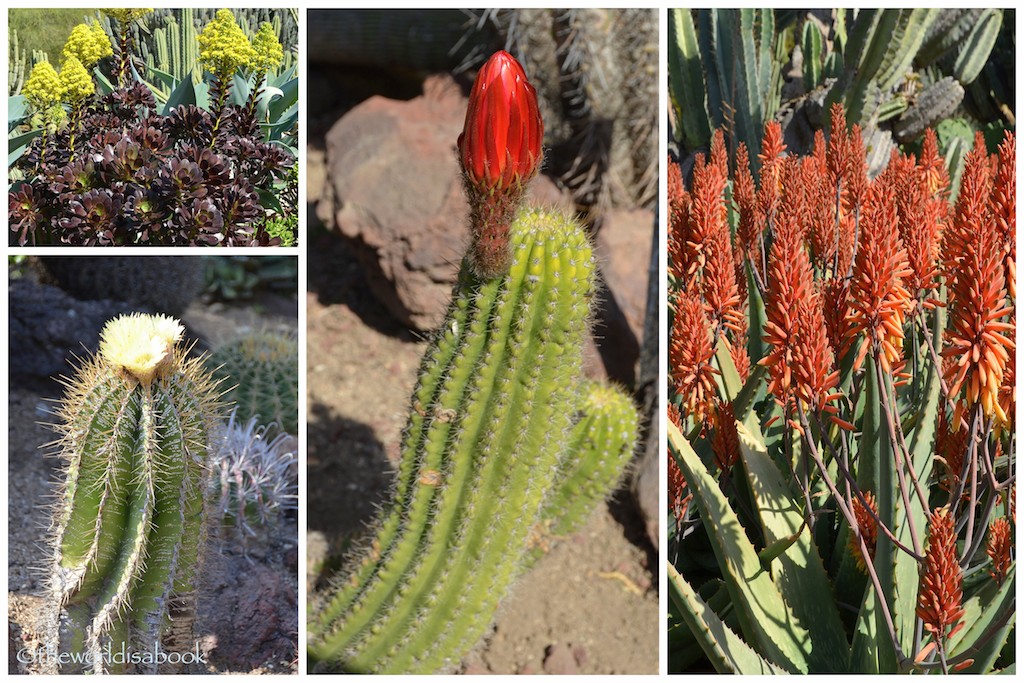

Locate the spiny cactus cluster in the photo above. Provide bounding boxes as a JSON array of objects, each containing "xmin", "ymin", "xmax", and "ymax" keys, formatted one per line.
[
  {"xmin": 206, "ymin": 329, "xmax": 298, "ymax": 438},
  {"xmin": 308, "ymin": 49, "xmax": 643, "ymax": 671},
  {"xmin": 209, "ymin": 410, "xmax": 297, "ymax": 542}
]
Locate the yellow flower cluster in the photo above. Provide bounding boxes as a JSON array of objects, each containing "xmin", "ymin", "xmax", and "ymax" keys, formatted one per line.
[
  {"xmin": 197, "ymin": 9, "xmax": 256, "ymax": 79},
  {"xmin": 59, "ymin": 56, "xmax": 95, "ymax": 103},
  {"xmin": 62, "ymin": 21, "xmax": 114, "ymax": 68},
  {"xmin": 102, "ymin": 8, "xmax": 153, "ymax": 24},
  {"xmin": 251, "ymin": 22, "xmax": 284, "ymax": 72},
  {"xmin": 22, "ymin": 61, "xmax": 63, "ymax": 111}
]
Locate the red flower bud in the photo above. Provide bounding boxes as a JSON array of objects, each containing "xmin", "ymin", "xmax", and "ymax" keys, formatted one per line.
[{"xmin": 458, "ymin": 50, "xmax": 543, "ymax": 193}]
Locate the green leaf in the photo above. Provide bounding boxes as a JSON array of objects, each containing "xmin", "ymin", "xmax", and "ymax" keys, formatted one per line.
[
  {"xmin": 736, "ymin": 420, "xmax": 851, "ymax": 672},
  {"xmin": 669, "ymin": 422, "xmax": 810, "ymax": 672},
  {"xmin": 268, "ymin": 77, "xmax": 298, "ymax": 122},
  {"xmin": 163, "ymin": 68, "xmax": 197, "ymax": 114},
  {"xmin": 668, "ymin": 562, "xmax": 787, "ymax": 673},
  {"xmin": 953, "ymin": 8, "xmax": 1002, "ymax": 84},
  {"xmin": 851, "ymin": 581, "xmax": 882, "ymax": 673},
  {"xmin": 668, "ymin": 9, "xmax": 711, "ymax": 149},
  {"xmin": 948, "ymin": 565, "xmax": 1015, "ymax": 672}
]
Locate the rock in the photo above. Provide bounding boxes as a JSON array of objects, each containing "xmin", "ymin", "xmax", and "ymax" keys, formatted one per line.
[
  {"xmin": 198, "ymin": 553, "xmax": 298, "ymax": 671},
  {"xmin": 319, "ymin": 73, "xmax": 569, "ymax": 331},
  {"xmin": 9, "ymin": 279, "xmax": 148, "ymax": 379},
  {"xmin": 631, "ymin": 437, "xmax": 660, "ymax": 552},
  {"xmin": 543, "ymin": 642, "xmax": 578, "ymax": 675}
]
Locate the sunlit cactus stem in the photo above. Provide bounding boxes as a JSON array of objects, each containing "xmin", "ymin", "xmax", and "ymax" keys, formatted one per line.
[
  {"xmin": 43, "ymin": 313, "xmax": 222, "ymax": 674},
  {"xmin": 307, "ymin": 207, "xmax": 599, "ymax": 673}
]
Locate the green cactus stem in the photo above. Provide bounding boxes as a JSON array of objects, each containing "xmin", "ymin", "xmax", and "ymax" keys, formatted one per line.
[
  {"xmin": 44, "ymin": 313, "xmax": 222, "ymax": 674},
  {"xmin": 541, "ymin": 380, "xmax": 639, "ymax": 537},
  {"xmin": 307, "ymin": 206, "xmax": 597, "ymax": 673}
]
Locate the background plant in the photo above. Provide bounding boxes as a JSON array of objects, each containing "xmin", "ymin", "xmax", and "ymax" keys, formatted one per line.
[
  {"xmin": 666, "ymin": 108, "xmax": 1014, "ymax": 673},
  {"xmin": 8, "ymin": 8, "xmax": 298, "ymax": 246},
  {"xmin": 669, "ymin": 8, "xmax": 1014, "ymax": 191}
]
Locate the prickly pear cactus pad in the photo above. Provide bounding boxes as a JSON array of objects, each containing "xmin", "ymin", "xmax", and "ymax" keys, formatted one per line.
[
  {"xmin": 308, "ymin": 207, "xmax": 610, "ymax": 673},
  {"xmin": 43, "ymin": 313, "xmax": 223, "ymax": 674}
]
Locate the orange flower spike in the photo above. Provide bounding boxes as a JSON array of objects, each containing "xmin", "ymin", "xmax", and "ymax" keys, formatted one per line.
[
  {"xmin": 846, "ymin": 182, "xmax": 914, "ymax": 374},
  {"xmin": 667, "ymin": 403, "xmax": 691, "ymax": 523},
  {"xmin": 992, "ymin": 132, "xmax": 1015, "ymax": 300},
  {"xmin": 709, "ymin": 128, "xmax": 729, "ymax": 180},
  {"xmin": 917, "ymin": 509, "xmax": 966, "ymax": 640},
  {"xmin": 996, "ymin": 315, "xmax": 1014, "ymax": 434},
  {"xmin": 919, "ymin": 128, "xmax": 950, "ymax": 200},
  {"xmin": 826, "ymin": 103, "xmax": 851, "ymax": 192},
  {"xmin": 667, "ymin": 158, "xmax": 691, "ymax": 282},
  {"xmin": 849, "ymin": 491, "xmax": 879, "ymax": 574},
  {"xmin": 670, "ymin": 291, "xmax": 719, "ymax": 425},
  {"xmin": 986, "ymin": 518, "xmax": 1012, "ymax": 586},
  {"xmin": 943, "ymin": 135, "xmax": 1013, "ymax": 423},
  {"xmin": 711, "ymin": 399, "xmax": 740, "ymax": 473},
  {"xmin": 845, "ymin": 124, "xmax": 869, "ymax": 213},
  {"xmin": 733, "ymin": 143, "xmax": 760, "ymax": 261},
  {"xmin": 891, "ymin": 152, "xmax": 941, "ymax": 299},
  {"xmin": 757, "ymin": 120, "xmax": 786, "ymax": 221}
]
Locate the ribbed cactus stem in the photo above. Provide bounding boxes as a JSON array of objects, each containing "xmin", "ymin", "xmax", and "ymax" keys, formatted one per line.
[
  {"xmin": 541, "ymin": 380, "xmax": 639, "ymax": 536},
  {"xmin": 308, "ymin": 207, "xmax": 596, "ymax": 673},
  {"xmin": 45, "ymin": 314, "xmax": 221, "ymax": 674}
]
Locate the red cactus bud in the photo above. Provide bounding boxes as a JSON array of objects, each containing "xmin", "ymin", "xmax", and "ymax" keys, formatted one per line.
[
  {"xmin": 458, "ymin": 50, "xmax": 543, "ymax": 193},
  {"xmin": 458, "ymin": 51, "xmax": 544, "ymax": 278}
]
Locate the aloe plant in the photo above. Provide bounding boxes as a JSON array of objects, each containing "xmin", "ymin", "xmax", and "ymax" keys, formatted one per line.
[{"xmin": 668, "ymin": 110, "xmax": 1015, "ymax": 673}]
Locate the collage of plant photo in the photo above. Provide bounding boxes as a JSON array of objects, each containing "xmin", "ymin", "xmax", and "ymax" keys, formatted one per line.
[{"xmin": 3, "ymin": 4, "xmax": 1017, "ymax": 678}]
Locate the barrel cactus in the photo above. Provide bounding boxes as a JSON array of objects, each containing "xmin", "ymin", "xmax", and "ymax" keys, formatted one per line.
[{"xmin": 42, "ymin": 313, "xmax": 223, "ymax": 674}]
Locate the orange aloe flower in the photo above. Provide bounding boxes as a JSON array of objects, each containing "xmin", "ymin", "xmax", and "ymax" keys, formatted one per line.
[
  {"xmin": 670, "ymin": 290, "xmax": 718, "ymax": 425},
  {"xmin": 917, "ymin": 509, "xmax": 965, "ymax": 640},
  {"xmin": 667, "ymin": 157, "xmax": 691, "ymax": 283},
  {"xmin": 711, "ymin": 398, "xmax": 740, "ymax": 473},
  {"xmin": 667, "ymin": 403, "xmax": 691, "ymax": 523},
  {"xmin": 849, "ymin": 490, "xmax": 878, "ymax": 574},
  {"xmin": 942, "ymin": 135, "xmax": 1014, "ymax": 425},
  {"xmin": 992, "ymin": 132, "xmax": 1015, "ymax": 301},
  {"xmin": 846, "ymin": 182, "xmax": 914, "ymax": 374},
  {"xmin": 757, "ymin": 120, "xmax": 786, "ymax": 222},
  {"xmin": 733, "ymin": 142, "xmax": 760, "ymax": 263},
  {"xmin": 986, "ymin": 517, "xmax": 1012, "ymax": 585}
]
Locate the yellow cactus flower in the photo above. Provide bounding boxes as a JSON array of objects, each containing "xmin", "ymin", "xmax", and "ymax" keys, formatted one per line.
[
  {"xmin": 197, "ymin": 9, "xmax": 256, "ymax": 80},
  {"xmin": 251, "ymin": 22, "xmax": 284, "ymax": 72},
  {"xmin": 99, "ymin": 313, "xmax": 185, "ymax": 384},
  {"xmin": 59, "ymin": 56, "xmax": 95, "ymax": 103},
  {"xmin": 22, "ymin": 61, "xmax": 63, "ymax": 111}
]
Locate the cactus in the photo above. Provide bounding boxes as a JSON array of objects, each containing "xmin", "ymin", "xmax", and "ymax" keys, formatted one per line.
[
  {"xmin": 668, "ymin": 9, "xmax": 779, "ymax": 167},
  {"xmin": 209, "ymin": 410, "xmax": 297, "ymax": 541},
  {"xmin": 42, "ymin": 313, "xmax": 222, "ymax": 674},
  {"xmin": 668, "ymin": 113, "xmax": 1015, "ymax": 673},
  {"xmin": 308, "ymin": 207, "xmax": 610, "ymax": 673},
  {"xmin": 206, "ymin": 329, "xmax": 298, "ymax": 437},
  {"xmin": 892, "ymin": 77, "xmax": 965, "ymax": 143},
  {"xmin": 539, "ymin": 380, "xmax": 639, "ymax": 537},
  {"xmin": 9, "ymin": 27, "xmax": 27, "ymax": 95}
]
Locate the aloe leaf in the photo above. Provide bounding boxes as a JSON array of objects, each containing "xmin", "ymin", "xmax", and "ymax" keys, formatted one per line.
[
  {"xmin": 668, "ymin": 562, "xmax": 787, "ymax": 674},
  {"xmin": 163, "ymin": 69, "xmax": 197, "ymax": 115},
  {"xmin": 668, "ymin": 9, "xmax": 711, "ymax": 150},
  {"xmin": 948, "ymin": 565, "xmax": 1015, "ymax": 672},
  {"xmin": 736, "ymin": 420, "xmax": 851, "ymax": 671},
  {"xmin": 669, "ymin": 423, "xmax": 810, "ymax": 672},
  {"xmin": 851, "ymin": 581, "xmax": 882, "ymax": 673},
  {"xmin": 746, "ymin": 262, "xmax": 768, "ymax": 366}
]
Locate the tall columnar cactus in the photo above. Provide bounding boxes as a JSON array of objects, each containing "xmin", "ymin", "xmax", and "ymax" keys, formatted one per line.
[
  {"xmin": 308, "ymin": 207, "xmax": 597, "ymax": 673},
  {"xmin": 43, "ymin": 313, "xmax": 222, "ymax": 674},
  {"xmin": 206, "ymin": 329, "xmax": 298, "ymax": 437}
]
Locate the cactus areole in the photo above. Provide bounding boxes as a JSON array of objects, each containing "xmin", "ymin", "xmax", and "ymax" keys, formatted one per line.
[
  {"xmin": 45, "ymin": 313, "xmax": 222, "ymax": 674},
  {"xmin": 458, "ymin": 50, "xmax": 545, "ymax": 279}
]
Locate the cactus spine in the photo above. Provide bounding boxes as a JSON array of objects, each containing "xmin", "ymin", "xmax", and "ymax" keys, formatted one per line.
[
  {"xmin": 44, "ymin": 314, "xmax": 222, "ymax": 674},
  {"xmin": 308, "ymin": 207, "xmax": 600, "ymax": 673}
]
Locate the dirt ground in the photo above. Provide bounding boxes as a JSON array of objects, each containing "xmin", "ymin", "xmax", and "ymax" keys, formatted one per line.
[
  {"xmin": 7, "ymin": 274, "xmax": 300, "ymax": 675},
  {"xmin": 305, "ymin": 141, "xmax": 659, "ymax": 673}
]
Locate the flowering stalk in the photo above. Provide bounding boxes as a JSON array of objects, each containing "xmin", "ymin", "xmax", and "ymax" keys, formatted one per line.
[
  {"xmin": 197, "ymin": 9, "xmax": 256, "ymax": 148},
  {"xmin": 103, "ymin": 9, "xmax": 152, "ymax": 87},
  {"xmin": 457, "ymin": 50, "xmax": 544, "ymax": 278},
  {"xmin": 245, "ymin": 22, "xmax": 284, "ymax": 123}
]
